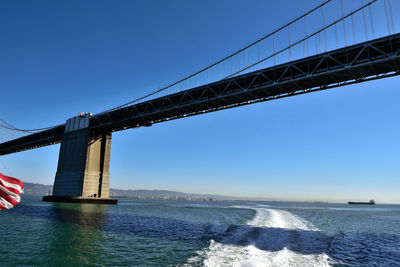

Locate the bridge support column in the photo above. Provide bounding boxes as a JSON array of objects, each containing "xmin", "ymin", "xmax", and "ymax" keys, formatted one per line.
[{"xmin": 43, "ymin": 113, "xmax": 117, "ymax": 204}]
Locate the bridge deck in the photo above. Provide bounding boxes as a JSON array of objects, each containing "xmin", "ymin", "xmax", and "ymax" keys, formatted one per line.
[{"xmin": 1, "ymin": 33, "xmax": 400, "ymax": 156}]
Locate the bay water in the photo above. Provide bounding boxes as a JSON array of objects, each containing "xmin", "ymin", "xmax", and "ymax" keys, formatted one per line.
[{"xmin": 1, "ymin": 195, "xmax": 400, "ymax": 266}]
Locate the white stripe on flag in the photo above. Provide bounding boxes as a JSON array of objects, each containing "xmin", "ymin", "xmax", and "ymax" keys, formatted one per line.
[
  {"xmin": 0, "ymin": 184, "xmax": 21, "ymax": 203},
  {"xmin": 0, "ymin": 196, "xmax": 14, "ymax": 210},
  {"xmin": 0, "ymin": 179, "xmax": 23, "ymax": 194}
]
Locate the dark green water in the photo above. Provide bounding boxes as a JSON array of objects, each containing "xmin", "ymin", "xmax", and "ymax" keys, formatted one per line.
[
  {"xmin": 1, "ymin": 195, "xmax": 400, "ymax": 266},
  {"xmin": 0, "ymin": 196, "xmax": 252, "ymax": 266}
]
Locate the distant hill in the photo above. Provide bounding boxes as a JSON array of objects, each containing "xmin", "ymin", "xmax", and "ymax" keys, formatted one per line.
[
  {"xmin": 110, "ymin": 188, "xmax": 235, "ymax": 200},
  {"xmin": 22, "ymin": 182, "xmax": 235, "ymax": 200},
  {"xmin": 23, "ymin": 182, "xmax": 53, "ymax": 195}
]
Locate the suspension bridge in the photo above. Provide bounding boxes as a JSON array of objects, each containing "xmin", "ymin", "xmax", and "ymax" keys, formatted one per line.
[{"xmin": 0, "ymin": 0, "xmax": 398, "ymax": 203}]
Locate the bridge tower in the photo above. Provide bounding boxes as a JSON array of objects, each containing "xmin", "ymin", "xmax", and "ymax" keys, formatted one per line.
[{"xmin": 43, "ymin": 113, "xmax": 117, "ymax": 204}]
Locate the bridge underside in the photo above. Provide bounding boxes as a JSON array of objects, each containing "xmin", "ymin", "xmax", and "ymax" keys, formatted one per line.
[
  {"xmin": 1, "ymin": 33, "xmax": 399, "ymax": 157},
  {"xmin": 91, "ymin": 33, "xmax": 400, "ymax": 134}
]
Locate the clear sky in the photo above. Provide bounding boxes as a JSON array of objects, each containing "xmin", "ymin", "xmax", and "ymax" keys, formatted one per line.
[{"xmin": 0, "ymin": 0, "xmax": 399, "ymax": 203}]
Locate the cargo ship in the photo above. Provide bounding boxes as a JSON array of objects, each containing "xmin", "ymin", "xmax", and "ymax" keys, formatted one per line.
[{"xmin": 348, "ymin": 200, "xmax": 375, "ymax": 205}]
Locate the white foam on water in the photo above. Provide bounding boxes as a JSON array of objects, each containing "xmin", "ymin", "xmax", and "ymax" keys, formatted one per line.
[
  {"xmin": 183, "ymin": 207, "xmax": 334, "ymax": 267},
  {"xmin": 247, "ymin": 208, "xmax": 317, "ymax": 231}
]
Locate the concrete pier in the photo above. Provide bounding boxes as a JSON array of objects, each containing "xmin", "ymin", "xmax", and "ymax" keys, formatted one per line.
[{"xmin": 43, "ymin": 113, "xmax": 117, "ymax": 204}]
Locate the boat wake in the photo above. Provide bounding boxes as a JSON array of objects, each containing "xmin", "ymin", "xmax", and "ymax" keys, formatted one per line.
[{"xmin": 183, "ymin": 207, "xmax": 334, "ymax": 266}]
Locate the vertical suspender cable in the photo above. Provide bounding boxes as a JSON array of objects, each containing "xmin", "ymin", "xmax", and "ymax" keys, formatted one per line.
[
  {"xmin": 322, "ymin": 6, "xmax": 327, "ymax": 52},
  {"xmin": 304, "ymin": 16, "xmax": 308, "ymax": 56},
  {"xmin": 369, "ymin": 3, "xmax": 375, "ymax": 39},
  {"xmin": 362, "ymin": 0, "xmax": 369, "ymax": 40},
  {"xmin": 288, "ymin": 25, "xmax": 292, "ymax": 60},
  {"xmin": 334, "ymin": 24, "xmax": 338, "ymax": 48},
  {"xmin": 383, "ymin": 0, "xmax": 392, "ymax": 34},
  {"xmin": 306, "ymin": 16, "xmax": 309, "ymax": 56},
  {"xmin": 351, "ymin": 14, "xmax": 356, "ymax": 43},
  {"xmin": 388, "ymin": 0, "xmax": 395, "ymax": 33},
  {"xmin": 318, "ymin": 32, "xmax": 322, "ymax": 53},
  {"xmin": 273, "ymin": 34, "xmax": 277, "ymax": 65},
  {"xmin": 258, "ymin": 42, "xmax": 262, "ymax": 69},
  {"xmin": 341, "ymin": 0, "xmax": 347, "ymax": 46}
]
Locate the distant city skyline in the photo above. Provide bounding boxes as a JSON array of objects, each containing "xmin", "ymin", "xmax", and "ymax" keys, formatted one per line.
[{"xmin": 0, "ymin": 0, "xmax": 399, "ymax": 203}]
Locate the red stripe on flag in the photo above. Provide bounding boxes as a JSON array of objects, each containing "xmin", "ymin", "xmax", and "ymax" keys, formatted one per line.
[
  {"xmin": 0, "ymin": 203, "xmax": 7, "ymax": 210},
  {"xmin": 0, "ymin": 179, "xmax": 21, "ymax": 195},
  {"xmin": 0, "ymin": 189, "xmax": 19, "ymax": 207},
  {"xmin": 0, "ymin": 173, "xmax": 24, "ymax": 189}
]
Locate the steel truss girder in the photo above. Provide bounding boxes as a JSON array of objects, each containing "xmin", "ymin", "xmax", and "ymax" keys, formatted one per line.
[
  {"xmin": 1, "ymin": 33, "xmax": 400, "ymax": 155},
  {"xmin": 90, "ymin": 33, "xmax": 400, "ymax": 133}
]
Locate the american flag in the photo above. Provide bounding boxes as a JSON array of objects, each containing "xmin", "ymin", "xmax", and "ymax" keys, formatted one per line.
[{"xmin": 0, "ymin": 173, "xmax": 24, "ymax": 210}]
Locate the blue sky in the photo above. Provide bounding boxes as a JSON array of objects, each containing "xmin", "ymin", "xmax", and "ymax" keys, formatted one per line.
[{"xmin": 0, "ymin": 0, "xmax": 399, "ymax": 203}]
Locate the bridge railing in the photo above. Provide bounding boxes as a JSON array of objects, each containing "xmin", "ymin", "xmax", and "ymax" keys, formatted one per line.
[{"xmin": 99, "ymin": 0, "xmax": 398, "ymax": 115}]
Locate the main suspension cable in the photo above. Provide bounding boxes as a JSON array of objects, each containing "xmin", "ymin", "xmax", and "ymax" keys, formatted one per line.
[
  {"xmin": 0, "ymin": 118, "xmax": 54, "ymax": 133},
  {"xmin": 95, "ymin": 0, "xmax": 333, "ymax": 116}
]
